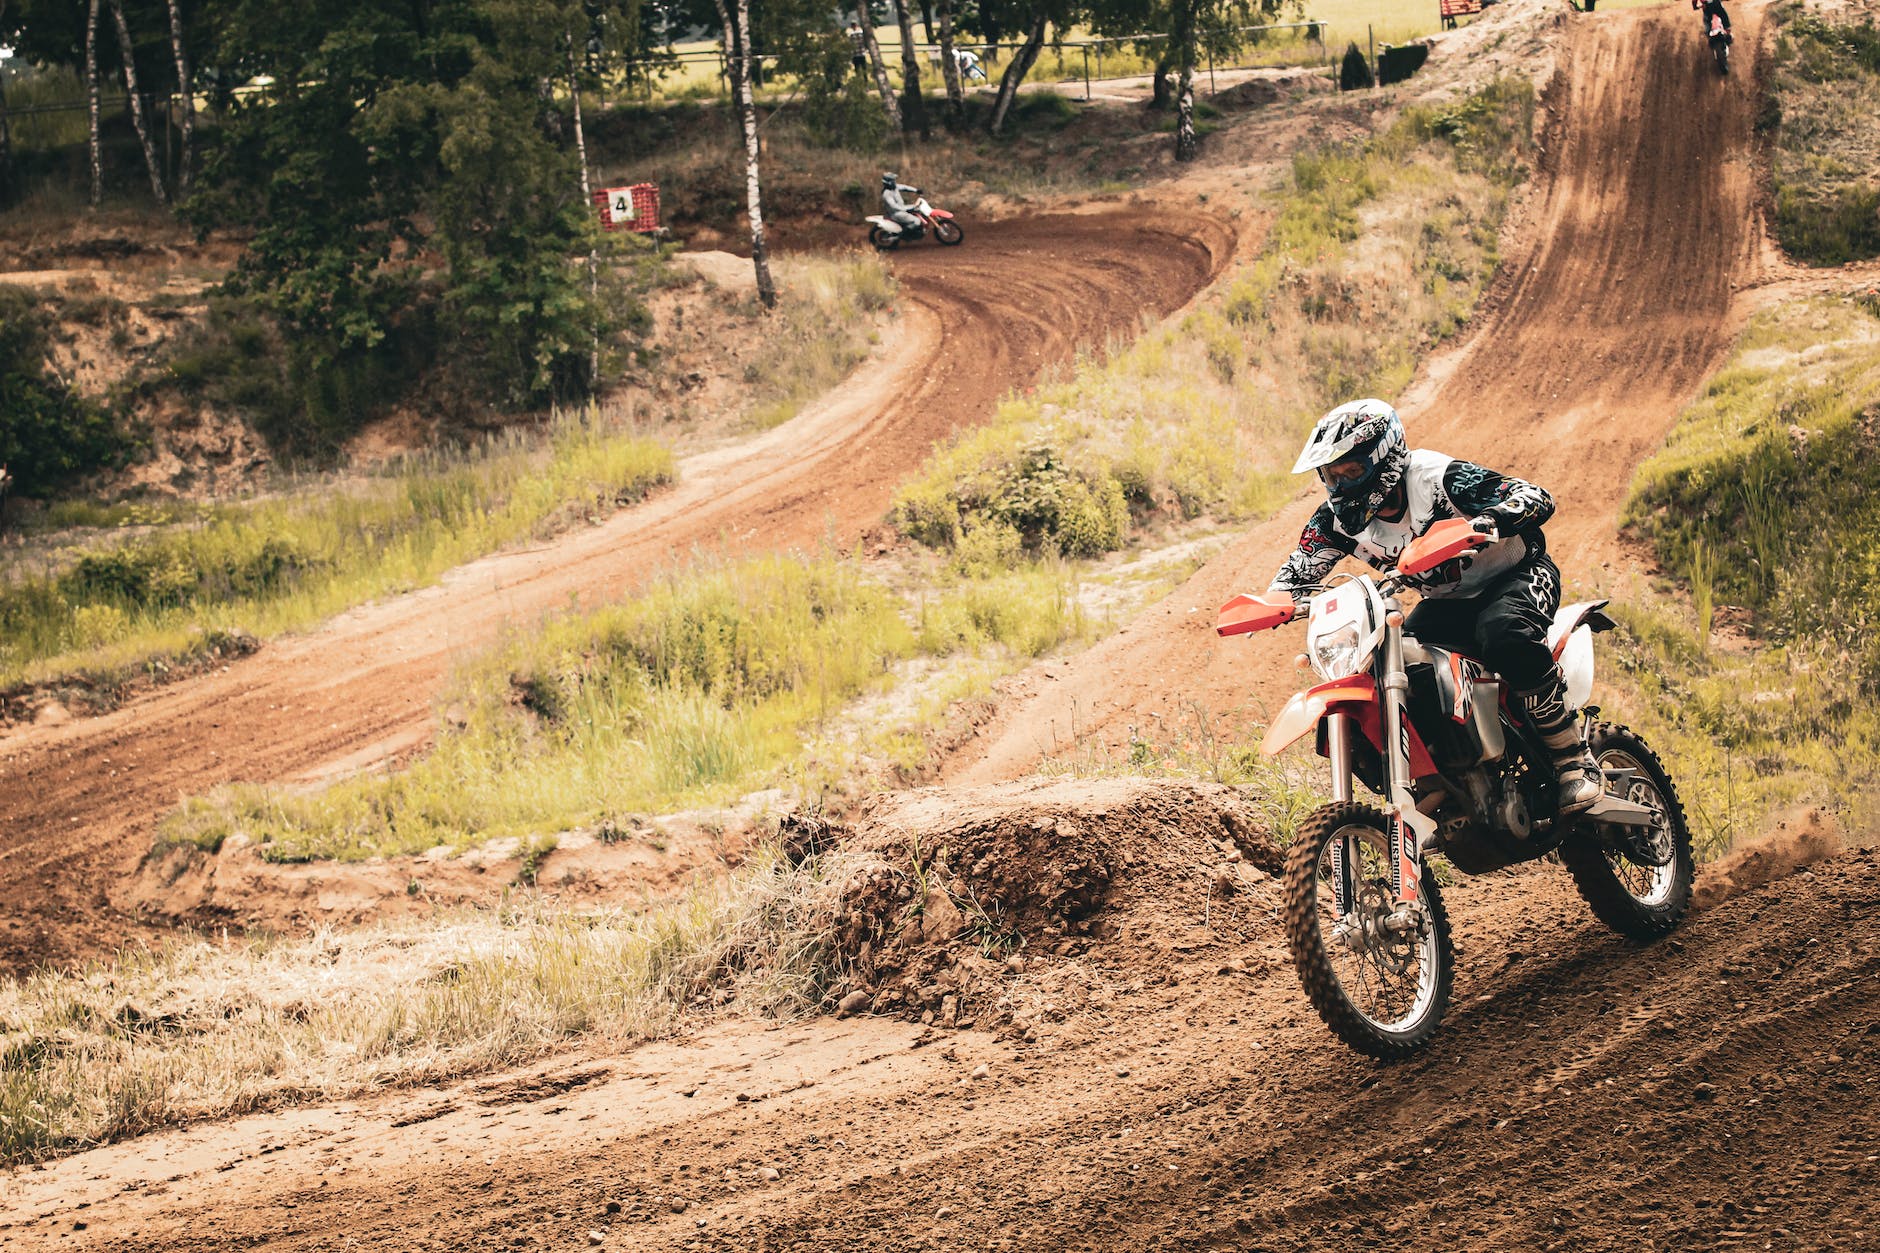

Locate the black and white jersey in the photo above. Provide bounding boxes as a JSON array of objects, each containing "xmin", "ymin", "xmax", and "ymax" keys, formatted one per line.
[{"xmin": 1270, "ymin": 450, "xmax": 1555, "ymax": 601}]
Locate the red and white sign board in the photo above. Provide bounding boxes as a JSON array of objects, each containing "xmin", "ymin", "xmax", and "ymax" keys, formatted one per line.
[{"xmin": 595, "ymin": 184, "xmax": 661, "ymax": 233}]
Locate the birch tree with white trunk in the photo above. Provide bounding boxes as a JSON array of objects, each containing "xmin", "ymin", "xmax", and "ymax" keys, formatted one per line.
[
  {"xmin": 857, "ymin": 7, "xmax": 902, "ymax": 131},
  {"xmin": 163, "ymin": 0, "xmax": 195, "ymax": 195},
  {"xmin": 106, "ymin": 0, "xmax": 168, "ymax": 205},
  {"xmin": 86, "ymin": 0, "xmax": 102, "ymax": 206},
  {"xmin": 717, "ymin": 0, "xmax": 775, "ymax": 307}
]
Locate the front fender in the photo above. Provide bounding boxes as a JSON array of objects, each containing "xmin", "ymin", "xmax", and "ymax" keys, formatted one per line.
[
  {"xmin": 1260, "ymin": 674, "xmax": 1439, "ymax": 779},
  {"xmin": 1260, "ymin": 676, "xmax": 1378, "ymax": 756}
]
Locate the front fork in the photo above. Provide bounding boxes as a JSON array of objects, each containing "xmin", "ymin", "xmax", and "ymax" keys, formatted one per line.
[{"xmin": 1324, "ymin": 606, "xmax": 1436, "ymax": 917}]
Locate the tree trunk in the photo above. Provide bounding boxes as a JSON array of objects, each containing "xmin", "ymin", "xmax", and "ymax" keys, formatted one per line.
[
  {"xmin": 918, "ymin": 0, "xmax": 935, "ymax": 44},
  {"xmin": 890, "ymin": 0, "xmax": 928, "ymax": 139},
  {"xmin": 857, "ymin": 8, "xmax": 901, "ymax": 131},
  {"xmin": 987, "ymin": 10, "xmax": 1046, "ymax": 137},
  {"xmin": 716, "ymin": 0, "xmax": 749, "ymax": 136},
  {"xmin": 107, "ymin": 0, "xmax": 168, "ymax": 205},
  {"xmin": 163, "ymin": 0, "xmax": 194, "ymax": 195},
  {"xmin": 1148, "ymin": 57, "xmax": 1171, "ymax": 110},
  {"xmin": 937, "ymin": 0, "xmax": 964, "ymax": 122},
  {"xmin": 732, "ymin": 0, "xmax": 776, "ymax": 308},
  {"xmin": 1174, "ymin": 0, "xmax": 1197, "ymax": 162},
  {"xmin": 567, "ymin": 35, "xmax": 600, "ymax": 389},
  {"xmin": 86, "ymin": 0, "xmax": 102, "ymax": 207}
]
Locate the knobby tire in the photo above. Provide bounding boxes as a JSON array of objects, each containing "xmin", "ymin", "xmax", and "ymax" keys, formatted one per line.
[{"xmin": 1282, "ymin": 801, "xmax": 1455, "ymax": 1060}]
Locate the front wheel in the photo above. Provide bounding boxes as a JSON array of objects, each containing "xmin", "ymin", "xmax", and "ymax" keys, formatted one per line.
[
  {"xmin": 1714, "ymin": 43, "xmax": 1730, "ymax": 74},
  {"xmin": 933, "ymin": 218, "xmax": 964, "ymax": 246},
  {"xmin": 868, "ymin": 225, "xmax": 900, "ymax": 251},
  {"xmin": 1282, "ymin": 802, "xmax": 1455, "ymax": 1060},
  {"xmin": 1559, "ymin": 722, "xmax": 1694, "ymax": 941}
]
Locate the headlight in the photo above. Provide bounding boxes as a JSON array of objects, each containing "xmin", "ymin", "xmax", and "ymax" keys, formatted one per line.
[{"xmin": 1309, "ymin": 622, "xmax": 1366, "ymax": 679}]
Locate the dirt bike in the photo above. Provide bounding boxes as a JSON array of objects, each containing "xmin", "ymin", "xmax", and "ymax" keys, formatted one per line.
[
  {"xmin": 865, "ymin": 197, "xmax": 964, "ymax": 250},
  {"xmin": 1216, "ymin": 518, "xmax": 1694, "ymax": 1059},
  {"xmin": 1708, "ymin": 16, "xmax": 1732, "ymax": 74}
]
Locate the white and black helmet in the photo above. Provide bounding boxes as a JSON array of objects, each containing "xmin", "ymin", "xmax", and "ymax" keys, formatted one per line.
[{"xmin": 1292, "ymin": 399, "xmax": 1409, "ymax": 531}]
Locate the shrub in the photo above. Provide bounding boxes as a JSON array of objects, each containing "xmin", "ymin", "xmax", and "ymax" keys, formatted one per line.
[{"xmin": 0, "ymin": 287, "xmax": 128, "ymax": 492}]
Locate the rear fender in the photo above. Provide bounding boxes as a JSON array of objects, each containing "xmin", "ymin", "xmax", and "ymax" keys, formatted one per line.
[{"xmin": 865, "ymin": 215, "xmax": 900, "ymax": 230}]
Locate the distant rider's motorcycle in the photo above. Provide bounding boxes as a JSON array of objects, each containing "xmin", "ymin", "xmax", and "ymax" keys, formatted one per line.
[
  {"xmin": 865, "ymin": 197, "xmax": 964, "ymax": 250},
  {"xmin": 1216, "ymin": 519, "xmax": 1695, "ymax": 1059},
  {"xmin": 1709, "ymin": 15, "xmax": 1732, "ymax": 74}
]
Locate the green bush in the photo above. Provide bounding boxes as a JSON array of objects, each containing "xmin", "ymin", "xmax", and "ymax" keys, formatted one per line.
[
  {"xmin": 0, "ymin": 287, "xmax": 128, "ymax": 492},
  {"xmin": 1767, "ymin": 13, "xmax": 1880, "ymax": 265}
]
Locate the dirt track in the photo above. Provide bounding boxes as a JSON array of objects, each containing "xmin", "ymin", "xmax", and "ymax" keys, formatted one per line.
[
  {"xmin": 946, "ymin": 2, "xmax": 1766, "ymax": 784},
  {"xmin": 4, "ymin": 786, "xmax": 1873, "ymax": 1253},
  {"xmin": 0, "ymin": 212, "xmax": 1231, "ymax": 978}
]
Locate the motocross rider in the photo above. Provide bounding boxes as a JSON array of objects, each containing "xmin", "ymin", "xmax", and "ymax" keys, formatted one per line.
[
  {"xmin": 1693, "ymin": 0, "xmax": 1730, "ymax": 33},
  {"xmin": 881, "ymin": 172, "xmax": 923, "ymax": 238},
  {"xmin": 1269, "ymin": 399, "xmax": 1604, "ymax": 814}
]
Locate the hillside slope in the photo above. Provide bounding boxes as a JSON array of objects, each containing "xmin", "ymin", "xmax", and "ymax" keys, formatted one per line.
[
  {"xmin": 0, "ymin": 211, "xmax": 1230, "ymax": 978},
  {"xmin": 945, "ymin": 2, "xmax": 1766, "ymax": 784}
]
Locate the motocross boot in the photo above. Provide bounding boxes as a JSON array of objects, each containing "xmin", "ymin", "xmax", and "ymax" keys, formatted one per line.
[{"xmin": 1517, "ymin": 674, "xmax": 1603, "ymax": 815}]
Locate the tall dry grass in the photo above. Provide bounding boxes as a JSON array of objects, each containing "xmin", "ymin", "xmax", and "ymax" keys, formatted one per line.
[{"xmin": 0, "ymin": 846, "xmax": 860, "ymax": 1165}]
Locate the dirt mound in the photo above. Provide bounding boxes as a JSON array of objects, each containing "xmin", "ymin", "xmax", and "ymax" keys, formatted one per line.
[
  {"xmin": 1692, "ymin": 807, "xmax": 1844, "ymax": 911},
  {"xmin": 824, "ymin": 779, "xmax": 1281, "ymax": 1032}
]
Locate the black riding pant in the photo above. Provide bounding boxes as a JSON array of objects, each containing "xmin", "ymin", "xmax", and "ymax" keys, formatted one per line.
[{"xmin": 1403, "ymin": 554, "xmax": 1561, "ymax": 692}]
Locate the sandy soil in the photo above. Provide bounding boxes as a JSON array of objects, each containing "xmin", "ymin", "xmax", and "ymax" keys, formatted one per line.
[
  {"xmin": 2, "ymin": 785, "xmax": 1869, "ymax": 1253},
  {"xmin": 944, "ymin": 1, "xmax": 1769, "ymax": 785},
  {"xmin": 0, "ymin": 210, "xmax": 1233, "ymax": 978}
]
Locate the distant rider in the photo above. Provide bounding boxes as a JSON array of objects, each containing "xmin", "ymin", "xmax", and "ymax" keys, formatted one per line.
[
  {"xmin": 882, "ymin": 172, "xmax": 923, "ymax": 237},
  {"xmin": 1693, "ymin": 0, "xmax": 1731, "ymax": 34},
  {"xmin": 953, "ymin": 46, "xmax": 988, "ymax": 83},
  {"xmin": 1268, "ymin": 399, "xmax": 1604, "ymax": 814}
]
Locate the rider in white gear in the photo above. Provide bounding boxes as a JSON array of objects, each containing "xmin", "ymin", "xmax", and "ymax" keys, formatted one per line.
[
  {"xmin": 1271, "ymin": 399, "xmax": 1605, "ymax": 814},
  {"xmin": 881, "ymin": 172, "xmax": 923, "ymax": 238}
]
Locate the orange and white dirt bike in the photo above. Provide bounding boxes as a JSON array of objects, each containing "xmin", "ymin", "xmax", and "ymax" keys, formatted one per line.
[{"xmin": 1217, "ymin": 519, "xmax": 1694, "ymax": 1058}]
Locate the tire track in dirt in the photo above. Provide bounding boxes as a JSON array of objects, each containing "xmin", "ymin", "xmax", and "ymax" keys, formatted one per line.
[
  {"xmin": 0, "ymin": 211, "xmax": 1231, "ymax": 977},
  {"xmin": 943, "ymin": 4, "xmax": 1767, "ymax": 784},
  {"xmin": 8, "ymin": 822, "xmax": 1872, "ymax": 1252}
]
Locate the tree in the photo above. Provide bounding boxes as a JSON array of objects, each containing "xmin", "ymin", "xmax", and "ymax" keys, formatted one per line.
[
  {"xmin": 105, "ymin": 0, "xmax": 166, "ymax": 205},
  {"xmin": 85, "ymin": 0, "xmax": 101, "ymax": 208},
  {"xmin": 986, "ymin": 5, "xmax": 1045, "ymax": 136},
  {"xmin": 857, "ymin": 6, "xmax": 901, "ymax": 131},
  {"xmin": 735, "ymin": 0, "xmax": 776, "ymax": 307},
  {"xmin": 936, "ymin": 0, "xmax": 964, "ymax": 122},
  {"xmin": 1172, "ymin": 0, "xmax": 1196, "ymax": 160},
  {"xmin": 889, "ymin": 0, "xmax": 927, "ymax": 138},
  {"xmin": 162, "ymin": 0, "xmax": 194, "ymax": 195}
]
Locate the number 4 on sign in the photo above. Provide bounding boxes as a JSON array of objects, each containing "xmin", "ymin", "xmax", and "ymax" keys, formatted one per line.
[{"xmin": 610, "ymin": 190, "xmax": 635, "ymax": 222}]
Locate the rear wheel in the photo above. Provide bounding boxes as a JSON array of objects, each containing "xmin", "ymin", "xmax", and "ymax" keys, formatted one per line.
[
  {"xmin": 1282, "ymin": 802, "xmax": 1454, "ymax": 1060},
  {"xmin": 933, "ymin": 218, "xmax": 964, "ymax": 245},
  {"xmin": 1560, "ymin": 722, "xmax": 1694, "ymax": 941},
  {"xmin": 868, "ymin": 225, "xmax": 900, "ymax": 251}
]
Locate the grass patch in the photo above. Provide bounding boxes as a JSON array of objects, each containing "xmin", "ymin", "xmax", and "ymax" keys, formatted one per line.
[
  {"xmin": 1613, "ymin": 291, "xmax": 1880, "ymax": 852},
  {"xmin": 0, "ymin": 409, "xmax": 675, "ymax": 690},
  {"xmin": 0, "ymin": 848, "xmax": 857, "ymax": 1165},
  {"xmin": 1766, "ymin": 8, "xmax": 1880, "ymax": 266},
  {"xmin": 891, "ymin": 77, "xmax": 1534, "ymax": 561},
  {"xmin": 159, "ymin": 551, "xmax": 1098, "ymax": 862},
  {"xmin": 739, "ymin": 255, "xmax": 895, "ymax": 431}
]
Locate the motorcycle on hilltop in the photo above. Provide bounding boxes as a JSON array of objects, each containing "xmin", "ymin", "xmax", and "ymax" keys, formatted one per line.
[
  {"xmin": 1217, "ymin": 519, "xmax": 1694, "ymax": 1058},
  {"xmin": 1709, "ymin": 15, "xmax": 1733, "ymax": 74},
  {"xmin": 865, "ymin": 195, "xmax": 964, "ymax": 250}
]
